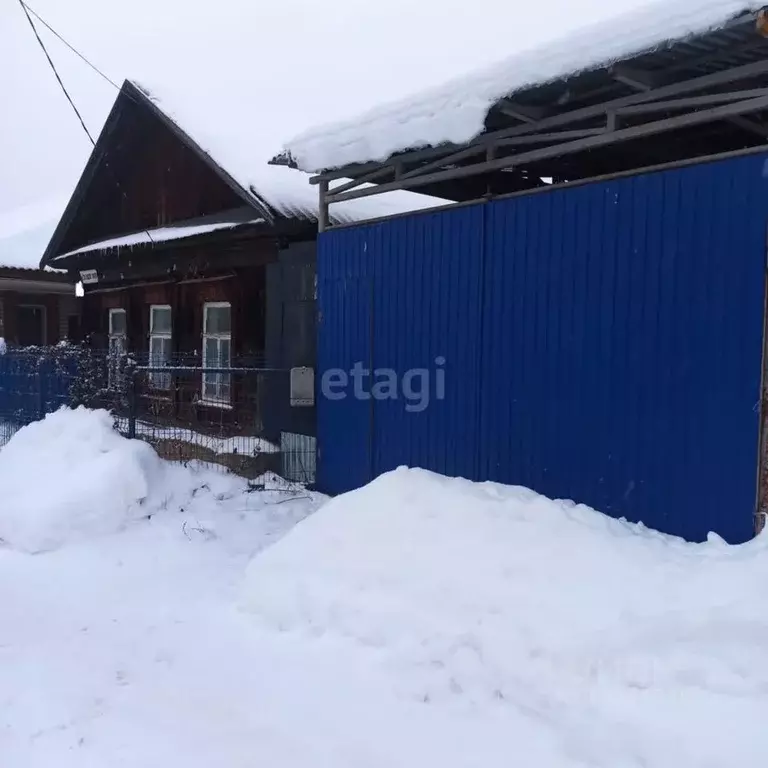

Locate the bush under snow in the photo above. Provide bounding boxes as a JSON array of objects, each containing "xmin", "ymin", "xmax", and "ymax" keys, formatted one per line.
[
  {"xmin": 0, "ymin": 408, "xmax": 164, "ymax": 553},
  {"xmin": 241, "ymin": 467, "xmax": 768, "ymax": 766}
]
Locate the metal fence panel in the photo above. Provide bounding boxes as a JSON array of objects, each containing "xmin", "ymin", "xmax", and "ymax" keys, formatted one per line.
[
  {"xmin": 281, "ymin": 432, "xmax": 317, "ymax": 484},
  {"xmin": 317, "ymin": 235, "xmax": 374, "ymax": 493},
  {"xmin": 369, "ymin": 208, "xmax": 484, "ymax": 480},
  {"xmin": 317, "ymin": 152, "xmax": 768, "ymax": 542},
  {"xmin": 317, "ymin": 207, "xmax": 484, "ymax": 494},
  {"xmin": 479, "ymin": 155, "xmax": 767, "ymax": 543},
  {"xmin": 0, "ymin": 349, "xmax": 314, "ymax": 483}
]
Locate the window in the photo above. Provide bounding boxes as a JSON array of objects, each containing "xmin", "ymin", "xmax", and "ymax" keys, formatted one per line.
[
  {"xmin": 108, "ymin": 309, "xmax": 127, "ymax": 388},
  {"xmin": 149, "ymin": 305, "xmax": 172, "ymax": 389},
  {"xmin": 202, "ymin": 302, "xmax": 231, "ymax": 405}
]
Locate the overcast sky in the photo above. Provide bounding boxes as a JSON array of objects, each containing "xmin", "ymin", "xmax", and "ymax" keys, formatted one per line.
[{"xmin": 1, "ymin": 0, "xmax": 652, "ymax": 216}]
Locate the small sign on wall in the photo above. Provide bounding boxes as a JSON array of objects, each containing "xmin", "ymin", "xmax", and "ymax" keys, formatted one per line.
[
  {"xmin": 80, "ymin": 269, "xmax": 99, "ymax": 285},
  {"xmin": 290, "ymin": 367, "xmax": 314, "ymax": 406}
]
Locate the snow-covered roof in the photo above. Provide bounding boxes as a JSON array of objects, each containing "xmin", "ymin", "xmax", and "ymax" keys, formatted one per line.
[
  {"xmin": 55, "ymin": 217, "xmax": 265, "ymax": 260},
  {"xmin": 277, "ymin": 0, "xmax": 761, "ymax": 173},
  {"xmin": 0, "ymin": 198, "xmax": 66, "ymax": 271},
  {"xmin": 132, "ymin": 81, "xmax": 447, "ymax": 223}
]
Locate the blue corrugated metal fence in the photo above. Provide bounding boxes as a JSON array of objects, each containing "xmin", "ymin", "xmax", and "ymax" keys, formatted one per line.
[
  {"xmin": 318, "ymin": 152, "xmax": 768, "ymax": 543},
  {"xmin": 0, "ymin": 352, "xmax": 76, "ymax": 443}
]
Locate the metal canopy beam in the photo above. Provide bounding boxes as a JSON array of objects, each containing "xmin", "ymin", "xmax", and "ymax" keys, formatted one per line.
[
  {"xmin": 318, "ymin": 178, "xmax": 329, "ymax": 232},
  {"xmin": 496, "ymin": 101, "xmax": 551, "ymax": 122},
  {"xmin": 309, "ymin": 144, "xmax": 462, "ymax": 185},
  {"xmin": 610, "ymin": 64, "xmax": 659, "ymax": 91},
  {"xmin": 313, "ymin": 57, "xmax": 768, "ymax": 223},
  {"xmin": 399, "ymin": 128, "xmax": 606, "ymax": 183},
  {"xmin": 325, "ymin": 94, "xmax": 768, "ymax": 204},
  {"xmin": 474, "ymin": 57, "xmax": 768, "ymax": 142},
  {"xmin": 613, "ymin": 61, "xmax": 768, "ymax": 140},
  {"xmin": 327, "ymin": 166, "xmax": 394, "ymax": 197},
  {"xmin": 729, "ymin": 114, "xmax": 768, "ymax": 138},
  {"xmin": 615, "ymin": 88, "xmax": 768, "ymax": 116},
  {"xmin": 314, "ymin": 57, "xmax": 768, "ymax": 192}
]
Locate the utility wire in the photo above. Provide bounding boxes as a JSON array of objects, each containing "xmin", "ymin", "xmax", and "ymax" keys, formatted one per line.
[
  {"xmin": 18, "ymin": 0, "xmax": 95, "ymax": 146},
  {"xmin": 21, "ymin": 2, "xmax": 120, "ymax": 91},
  {"xmin": 21, "ymin": 1, "xmax": 147, "ymax": 114},
  {"xmin": 18, "ymin": 1, "xmax": 155, "ymax": 246}
]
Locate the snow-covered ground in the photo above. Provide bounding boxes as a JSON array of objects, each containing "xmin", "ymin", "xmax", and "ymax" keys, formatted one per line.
[
  {"xmin": 1, "ymin": 408, "xmax": 766, "ymax": 766},
  {"xmin": 133, "ymin": 419, "xmax": 279, "ymax": 457}
]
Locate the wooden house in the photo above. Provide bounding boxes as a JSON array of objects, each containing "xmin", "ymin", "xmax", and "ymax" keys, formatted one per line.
[
  {"xmin": 39, "ymin": 80, "xmax": 441, "ymax": 468},
  {"xmin": 0, "ymin": 202, "xmax": 79, "ymax": 347}
]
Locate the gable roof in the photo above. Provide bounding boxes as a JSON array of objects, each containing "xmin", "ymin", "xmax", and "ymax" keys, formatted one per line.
[
  {"xmin": 131, "ymin": 81, "xmax": 446, "ymax": 223},
  {"xmin": 41, "ymin": 81, "xmax": 445, "ymax": 266},
  {"xmin": 274, "ymin": 0, "xmax": 764, "ymax": 173}
]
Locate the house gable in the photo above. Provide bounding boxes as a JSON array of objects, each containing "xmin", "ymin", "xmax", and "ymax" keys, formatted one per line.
[{"xmin": 42, "ymin": 82, "xmax": 266, "ymax": 265}]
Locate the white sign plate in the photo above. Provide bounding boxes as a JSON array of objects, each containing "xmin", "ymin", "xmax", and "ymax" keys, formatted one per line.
[{"xmin": 80, "ymin": 269, "xmax": 99, "ymax": 285}]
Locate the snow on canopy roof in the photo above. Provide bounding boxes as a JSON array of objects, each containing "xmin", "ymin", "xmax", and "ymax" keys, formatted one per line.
[
  {"xmin": 132, "ymin": 81, "xmax": 447, "ymax": 223},
  {"xmin": 0, "ymin": 198, "xmax": 66, "ymax": 271},
  {"xmin": 277, "ymin": 0, "xmax": 762, "ymax": 173}
]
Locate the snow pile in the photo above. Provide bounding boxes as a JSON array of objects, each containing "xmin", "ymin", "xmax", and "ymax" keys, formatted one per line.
[
  {"xmin": 280, "ymin": 0, "xmax": 760, "ymax": 172},
  {"xmin": 0, "ymin": 408, "xmax": 164, "ymax": 553},
  {"xmin": 3, "ymin": 427, "xmax": 768, "ymax": 765},
  {"xmin": 0, "ymin": 435, "xmax": 329, "ymax": 767},
  {"xmin": 242, "ymin": 467, "xmax": 768, "ymax": 765}
]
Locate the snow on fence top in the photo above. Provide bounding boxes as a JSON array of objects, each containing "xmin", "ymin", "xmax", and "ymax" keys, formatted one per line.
[
  {"xmin": 277, "ymin": 0, "xmax": 761, "ymax": 173},
  {"xmin": 133, "ymin": 82, "xmax": 446, "ymax": 223}
]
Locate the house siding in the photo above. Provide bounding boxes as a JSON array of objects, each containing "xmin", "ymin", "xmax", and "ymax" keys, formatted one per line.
[
  {"xmin": 0, "ymin": 290, "xmax": 69, "ymax": 347},
  {"xmin": 58, "ymin": 294, "xmax": 81, "ymax": 341}
]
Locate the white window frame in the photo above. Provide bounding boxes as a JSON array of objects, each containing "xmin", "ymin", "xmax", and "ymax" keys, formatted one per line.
[
  {"xmin": 108, "ymin": 308, "xmax": 127, "ymax": 389},
  {"xmin": 202, "ymin": 302, "xmax": 232, "ymax": 406},
  {"xmin": 149, "ymin": 304, "xmax": 173, "ymax": 390}
]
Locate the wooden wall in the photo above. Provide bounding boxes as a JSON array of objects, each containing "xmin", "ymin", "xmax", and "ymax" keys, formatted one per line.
[
  {"xmin": 57, "ymin": 98, "xmax": 244, "ymax": 255},
  {"xmin": 0, "ymin": 290, "xmax": 80, "ymax": 346},
  {"xmin": 83, "ymin": 267, "xmax": 266, "ymax": 361},
  {"xmin": 78, "ymin": 232, "xmax": 319, "ymax": 442}
]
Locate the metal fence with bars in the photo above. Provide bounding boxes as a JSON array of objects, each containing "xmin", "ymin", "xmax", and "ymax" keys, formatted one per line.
[{"xmin": 0, "ymin": 346, "xmax": 316, "ymax": 485}]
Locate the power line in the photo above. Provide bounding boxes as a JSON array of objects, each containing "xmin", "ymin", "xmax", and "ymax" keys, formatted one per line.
[
  {"xmin": 18, "ymin": 0, "xmax": 95, "ymax": 146},
  {"xmin": 21, "ymin": 2, "xmax": 120, "ymax": 92},
  {"xmin": 20, "ymin": 2, "xmax": 147, "ymax": 113},
  {"xmin": 19, "ymin": 2, "xmax": 153, "ymax": 118},
  {"xmin": 17, "ymin": 1, "xmax": 155, "ymax": 247}
]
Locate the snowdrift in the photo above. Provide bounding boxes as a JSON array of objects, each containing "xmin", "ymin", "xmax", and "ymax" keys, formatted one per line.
[
  {"xmin": 242, "ymin": 467, "xmax": 768, "ymax": 764},
  {"xmin": 0, "ymin": 408, "xmax": 164, "ymax": 552}
]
